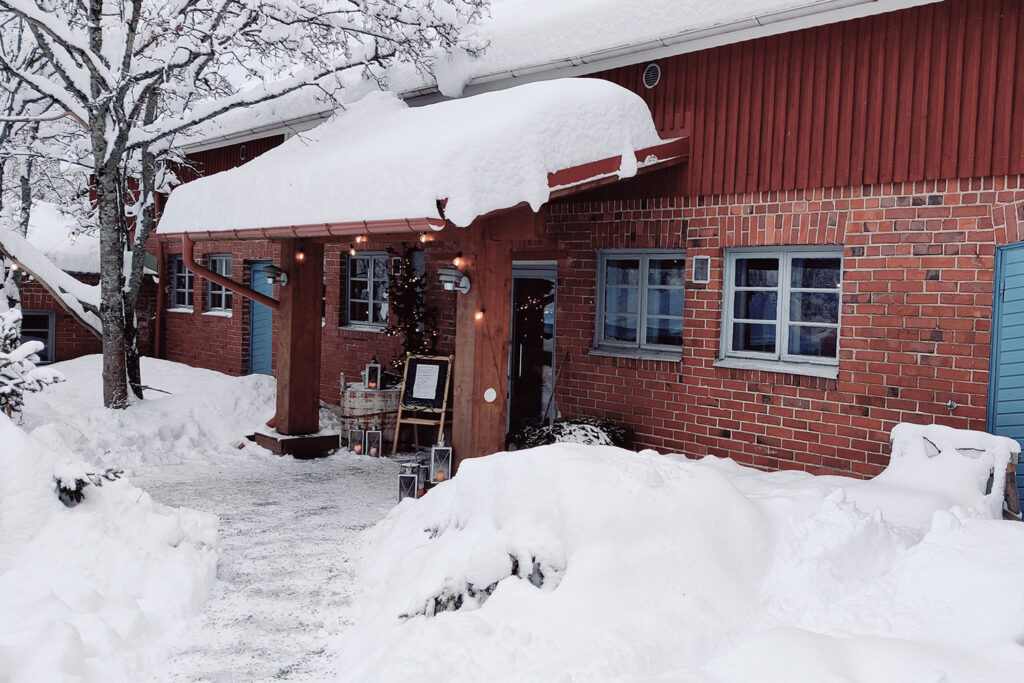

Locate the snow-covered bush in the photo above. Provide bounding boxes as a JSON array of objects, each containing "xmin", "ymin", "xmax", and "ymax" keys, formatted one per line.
[
  {"xmin": 509, "ymin": 416, "xmax": 628, "ymax": 449},
  {"xmin": 0, "ymin": 308, "xmax": 62, "ymax": 415}
]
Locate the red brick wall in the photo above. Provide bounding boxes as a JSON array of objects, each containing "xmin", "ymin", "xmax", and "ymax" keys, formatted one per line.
[
  {"xmin": 19, "ymin": 274, "xmax": 156, "ymax": 362},
  {"xmin": 545, "ymin": 174, "xmax": 1024, "ymax": 477}
]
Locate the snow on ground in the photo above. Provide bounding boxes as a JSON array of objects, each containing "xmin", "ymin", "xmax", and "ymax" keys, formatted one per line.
[
  {"xmin": 331, "ymin": 438, "xmax": 1024, "ymax": 682},
  {"xmin": 15, "ymin": 356, "xmax": 397, "ymax": 681}
]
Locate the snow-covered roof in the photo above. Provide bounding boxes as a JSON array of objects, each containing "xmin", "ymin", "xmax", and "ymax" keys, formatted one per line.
[
  {"xmin": 158, "ymin": 79, "xmax": 677, "ymax": 235},
  {"xmin": 186, "ymin": 0, "xmax": 938, "ymax": 150},
  {"xmin": 23, "ymin": 202, "xmax": 97, "ymax": 274}
]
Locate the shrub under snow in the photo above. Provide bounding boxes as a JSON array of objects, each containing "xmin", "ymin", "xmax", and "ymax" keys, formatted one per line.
[
  {"xmin": 332, "ymin": 426, "xmax": 1024, "ymax": 682},
  {"xmin": 0, "ymin": 414, "xmax": 218, "ymax": 682}
]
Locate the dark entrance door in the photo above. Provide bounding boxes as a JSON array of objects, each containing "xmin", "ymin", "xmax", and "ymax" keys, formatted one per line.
[
  {"xmin": 508, "ymin": 263, "xmax": 557, "ymax": 435},
  {"xmin": 249, "ymin": 260, "xmax": 274, "ymax": 375}
]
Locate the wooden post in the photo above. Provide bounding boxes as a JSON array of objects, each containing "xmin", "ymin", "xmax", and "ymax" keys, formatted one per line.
[
  {"xmin": 452, "ymin": 205, "xmax": 545, "ymax": 471},
  {"xmin": 275, "ymin": 238, "xmax": 324, "ymax": 435}
]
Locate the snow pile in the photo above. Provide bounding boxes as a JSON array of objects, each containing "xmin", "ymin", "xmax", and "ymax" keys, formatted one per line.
[
  {"xmin": 0, "ymin": 414, "xmax": 218, "ymax": 682},
  {"xmin": 157, "ymin": 79, "xmax": 666, "ymax": 232},
  {"xmin": 22, "ymin": 355, "xmax": 284, "ymax": 469},
  {"xmin": 23, "ymin": 202, "xmax": 98, "ymax": 274},
  {"xmin": 332, "ymin": 430, "xmax": 1024, "ymax": 681}
]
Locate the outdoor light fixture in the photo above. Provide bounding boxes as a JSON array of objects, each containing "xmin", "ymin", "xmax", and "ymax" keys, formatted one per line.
[
  {"xmin": 355, "ymin": 235, "xmax": 367, "ymax": 244},
  {"xmin": 419, "ymin": 233, "xmax": 429, "ymax": 243},
  {"xmin": 296, "ymin": 248, "xmax": 306, "ymax": 263},
  {"xmin": 438, "ymin": 268, "xmax": 471, "ymax": 294},
  {"xmin": 474, "ymin": 309, "xmax": 485, "ymax": 321},
  {"xmin": 264, "ymin": 264, "xmax": 289, "ymax": 287},
  {"xmin": 452, "ymin": 252, "xmax": 463, "ymax": 268},
  {"xmin": 349, "ymin": 243, "xmax": 357, "ymax": 256}
]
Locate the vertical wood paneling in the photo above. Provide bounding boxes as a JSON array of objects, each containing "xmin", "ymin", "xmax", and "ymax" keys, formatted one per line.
[{"xmin": 589, "ymin": 0, "xmax": 1021, "ymax": 197}]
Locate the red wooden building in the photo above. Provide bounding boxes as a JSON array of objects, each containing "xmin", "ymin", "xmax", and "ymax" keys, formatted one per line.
[{"xmin": 154, "ymin": 0, "xmax": 1024, "ymax": 479}]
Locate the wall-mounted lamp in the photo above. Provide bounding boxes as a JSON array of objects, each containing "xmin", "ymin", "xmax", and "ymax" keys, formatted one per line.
[
  {"xmin": 452, "ymin": 252, "xmax": 464, "ymax": 268},
  {"xmin": 296, "ymin": 248, "xmax": 306, "ymax": 263},
  {"xmin": 438, "ymin": 268, "xmax": 471, "ymax": 294},
  {"xmin": 264, "ymin": 264, "xmax": 289, "ymax": 287},
  {"xmin": 474, "ymin": 309, "xmax": 485, "ymax": 321},
  {"xmin": 349, "ymin": 243, "xmax": 357, "ymax": 257},
  {"xmin": 419, "ymin": 233, "xmax": 429, "ymax": 244}
]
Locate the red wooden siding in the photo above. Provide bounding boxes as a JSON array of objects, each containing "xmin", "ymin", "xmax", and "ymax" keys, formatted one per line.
[
  {"xmin": 177, "ymin": 135, "xmax": 285, "ymax": 184},
  {"xmin": 593, "ymin": 0, "xmax": 1024, "ymax": 197}
]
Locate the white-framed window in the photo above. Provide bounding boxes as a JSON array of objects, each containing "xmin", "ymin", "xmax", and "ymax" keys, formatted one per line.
[
  {"xmin": 595, "ymin": 250, "xmax": 686, "ymax": 352},
  {"xmin": 346, "ymin": 252, "xmax": 389, "ymax": 326},
  {"xmin": 170, "ymin": 255, "xmax": 193, "ymax": 309},
  {"xmin": 206, "ymin": 254, "xmax": 233, "ymax": 312},
  {"xmin": 721, "ymin": 247, "xmax": 842, "ymax": 366},
  {"xmin": 20, "ymin": 309, "xmax": 55, "ymax": 363}
]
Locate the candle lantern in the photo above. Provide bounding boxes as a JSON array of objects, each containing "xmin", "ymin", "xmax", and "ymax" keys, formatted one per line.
[
  {"xmin": 365, "ymin": 429, "xmax": 383, "ymax": 457},
  {"xmin": 398, "ymin": 467, "xmax": 419, "ymax": 501},
  {"xmin": 348, "ymin": 428, "xmax": 365, "ymax": 454},
  {"xmin": 430, "ymin": 445, "xmax": 453, "ymax": 483},
  {"xmin": 365, "ymin": 360, "xmax": 382, "ymax": 390}
]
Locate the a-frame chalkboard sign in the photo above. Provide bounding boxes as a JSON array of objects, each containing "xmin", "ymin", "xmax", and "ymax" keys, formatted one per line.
[{"xmin": 392, "ymin": 354, "xmax": 453, "ymax": 454}]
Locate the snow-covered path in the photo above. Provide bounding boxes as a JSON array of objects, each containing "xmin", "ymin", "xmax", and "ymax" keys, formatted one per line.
[{"xmin": 133, "ymin": 456, "xmax": 397, "ymax": 682}]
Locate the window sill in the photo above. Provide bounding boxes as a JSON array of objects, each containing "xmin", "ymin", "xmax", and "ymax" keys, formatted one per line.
[
  {"xmin": 589, "ymin": 347, "xmax": 682, "ymax": 362},
  {"xmin": 167, "ymin": 307, "xmax": 194, "ymax": 314},
  {"xmin": 713, "ymin": 357, "xmax": 838, "ymax": 379},
  {"xmin": 339, "ymin": 324, "xmax": 386, "ymax": 334},
  {"xmin": 202, "ymin": 310, "xmax": 233, "ymax": 318}
]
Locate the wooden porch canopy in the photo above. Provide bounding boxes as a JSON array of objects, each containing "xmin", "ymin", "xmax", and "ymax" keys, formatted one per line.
[{"xmin": 156, "ymin": 79, "xmax": 689, "ymax": 458}]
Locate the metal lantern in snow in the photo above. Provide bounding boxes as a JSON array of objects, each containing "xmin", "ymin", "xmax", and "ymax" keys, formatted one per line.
[
  {"xmin": 399, "ymin": 463, "xmax": 420, "ymax": 501},
  {"xmin": 365, "ymin": 429, "xmax": 383, "ymax": 457},
  {"xmin": 430, "ymin": 445, "xmax": 453, "ymax": 483},
  {"xmin": 365, "ymin": 361, "xmax": 382, "ymax": 390},
  {"xmin": 348, "ymin": 428, "xmax": 365, "ymax": 455}
]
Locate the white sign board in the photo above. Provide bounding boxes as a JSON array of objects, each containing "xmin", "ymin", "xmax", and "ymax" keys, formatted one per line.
[{"xmin": 412, "ymin": 364, "xmax": 440, "ymax": 400}]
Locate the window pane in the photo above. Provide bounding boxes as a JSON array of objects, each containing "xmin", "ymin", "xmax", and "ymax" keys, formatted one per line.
[
  {"xmin": 604, "ymin": 315, "xmax": 637, "ymax": 342},
  {"xmin": 733, "ymin": 322, "xmax": 776, "ymax": 353},
  {"xmin": 350, "ymin": 281, "xmax": 368, "ymax": 301},
  {"xmin": 789, "ymin": 292, "xmax": 839, "ymax": 324},
  {"xmin": 604, "ymin": 287, "xmax": 638, "ymax": 314},
  {"xmin": 374, "ymin": 302, "xmax": 389, "ymax": 324},
  {"xmin": 373, "ymin": 281, "xmax": 388, "ymax": 303},
  {"xmin": 734, "ymin": 258, "xmax": 779, "ymax": 287},
  {"xmin": 648, "ymin": 258, "xmax": 686, "ymax": 286},
  {"xmin": 647, "ymin": 288, "xmax": 684, "ymax": 315},
  {"xmin": 373, "ymin": 257, "xmax": 388, "ymax": 280},
  {"xmin": 733, "ymin": 291, "xmax": 777, "ymax": 320},
  {"xmin": 351, "ymin": 257, "xmax": 368, "ymax": 277},
  {"xmin": 349, "ymin": 301, "xmax": 368, "ymax": 322},
  {"xmin": 791, "ymin": 258, "xmax": 841, "ymax": 289},
  {"xmin": 646, "ymin": 317, "xmax": 682, "ymax": 346},
  {"xmin": 605, "ymin": 259, "xmax": 640, "ymax": 285},
  {"xmin": 21, "ymin": 313, "xmax": 48, "ymax": 331},
  {"xmin": 788, "ymin": 325, "xmax": 838, "ymax": 358}
]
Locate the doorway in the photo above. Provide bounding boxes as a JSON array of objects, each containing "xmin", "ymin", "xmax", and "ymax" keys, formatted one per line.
[
  {"xmin": 508, "ymin": 262, "xmax": 557, "ymax": 435},
  {"xmin": 249, "ymin": 260, "xmax": 274, "ymax": 375},
  {"xmin": 988, "ymin": 241, "xmax": 1024, "ymax": 503}
]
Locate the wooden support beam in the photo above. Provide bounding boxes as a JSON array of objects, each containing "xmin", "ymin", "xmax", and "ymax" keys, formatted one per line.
[
  {"xmin": 275, "ymin": 238, "xmax": 324, "ymax": 435},
  {"xmin": 452, "ymin": 205, "xmax": 545, "ymax": 471}
]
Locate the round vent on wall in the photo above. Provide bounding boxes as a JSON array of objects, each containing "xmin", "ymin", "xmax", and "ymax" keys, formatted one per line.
[
  {"xmin": 642, "ymin": 63, "xmax": 661, "ymax": 89},
  {"xmin": 239, "ymin": 144, "xmax": 247, "ymax": 161}
]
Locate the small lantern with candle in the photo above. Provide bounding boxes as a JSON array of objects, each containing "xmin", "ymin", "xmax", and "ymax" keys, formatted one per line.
[
  {"xmin": 365, "ymin": 358, "xmax": 382, "ymax": 390},
  {"xmin": 348, "ymin": 428, "xmax": 365, "ymax": 454},
  {"xmin": 365, "ymin": 429, "xmax": 382, "ymax": 457},
  {"xmin": 398, "ymin": 465, "xmax": 419, "ymax": 501},
  {"xmin": 430, "ymin": 445, "xmax": 453, "ymax": 483}
]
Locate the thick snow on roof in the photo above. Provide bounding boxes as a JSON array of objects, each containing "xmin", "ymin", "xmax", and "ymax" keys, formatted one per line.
[
  {"xmin": 158, "ymin": 79, "xmax": 665, "ymax": 233},
  {"xmin": 23, "ymin": 202, "xmax": 98, "ymax": 274}
]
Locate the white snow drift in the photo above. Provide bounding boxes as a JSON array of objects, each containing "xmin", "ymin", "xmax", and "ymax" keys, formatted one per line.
[
  {"xmin": 333, "ymin": 429, "xmax": 1024, "ymax": 682},
  {"xmin": 0, "ymin": 414, "xmax": 218, "ymax": 682}
]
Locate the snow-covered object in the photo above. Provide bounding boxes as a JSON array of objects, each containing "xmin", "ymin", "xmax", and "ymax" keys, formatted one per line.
[
  {"xmin": 157, "ymin": 79, "xmax": 666, "ymax": 232},
  {"xmin": 0, "ymin": 414, "xmax": 218, "ymax": 682},
  {"xmin": 332, "ymin": 439, "xmax": 1024, "ymax": 681}
]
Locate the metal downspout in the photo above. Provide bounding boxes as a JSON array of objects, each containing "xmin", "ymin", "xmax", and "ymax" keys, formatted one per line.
[{"xmin": 181, "ymin": 234, "xmax": 280, "ymax": 310}]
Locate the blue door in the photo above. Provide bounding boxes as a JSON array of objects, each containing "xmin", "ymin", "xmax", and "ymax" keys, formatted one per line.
[
  {"xmin": 249, "ymin": 261, "xmax": 274, "ymax": 375},
  {"xmin": 988, "ymin": 242, "xmax": 1024, "ymax": 501}
]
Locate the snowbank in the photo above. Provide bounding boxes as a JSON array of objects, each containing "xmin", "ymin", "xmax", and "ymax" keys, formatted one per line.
[
  {"xmin": 22, "ymin": 355, "xmax": 286, "ymax": 470},
  {"xmin": 0, "ymin": 414, "xmax": 218, "ymax": 682},
  {"xmin": 23, "ymin": 201, "xmax": 98, "ymax": 274},
  {"xmin": 332, "ymin": 434, "xmax": 1024, "ymax": 681},
  {"xmin": 157, "ymin": 79, "xmax": 665, "ymax": 232}
]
